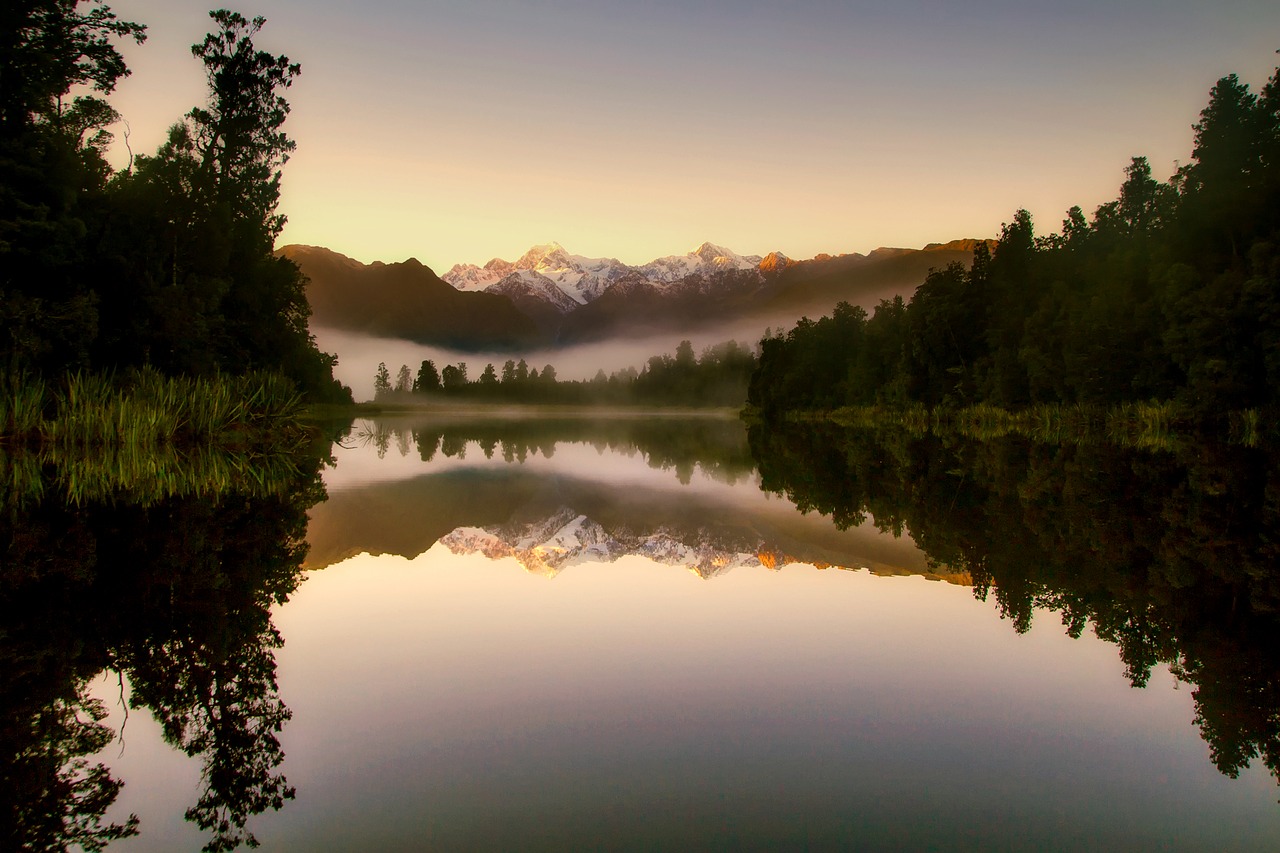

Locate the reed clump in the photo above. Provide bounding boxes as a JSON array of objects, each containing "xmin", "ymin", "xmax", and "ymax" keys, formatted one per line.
[
  {"xmin": 0, "ymin": 373, "xmax": 46, "ymax": 439},
  {"xmin": 1, "ymin": 368, "xmax": 305, "ymax": 450},
  {"xmin": 1104, "ymin": 400, "xmax": 1185, "ymax": 451}
]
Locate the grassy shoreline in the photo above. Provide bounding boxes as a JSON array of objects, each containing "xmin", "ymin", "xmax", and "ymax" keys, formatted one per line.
[
  {"xmin": 2, "ymin": 369, "xmax": 309, "ymax": 450},
  {"xmin": 0, "ymin": 370, "xmax": 328, "ymax": 507}
]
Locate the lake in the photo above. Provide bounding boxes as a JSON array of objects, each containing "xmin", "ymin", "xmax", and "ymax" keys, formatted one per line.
[{"xmin": 5, "ymin": 413, "xmax": 1280, "ymax": 851}]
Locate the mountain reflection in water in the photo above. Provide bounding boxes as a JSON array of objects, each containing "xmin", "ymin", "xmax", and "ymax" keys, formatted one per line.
[
  {"xmin": 308, "ymin": 415, "xmax": 938, "ymax": 582},
  {"xmin": 3, "ymin": 413, "xmax": 1280, "ymax": 850}
]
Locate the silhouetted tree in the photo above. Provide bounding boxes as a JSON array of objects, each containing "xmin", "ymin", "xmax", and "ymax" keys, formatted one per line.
[{"xmin": 414, "ymin": 359, "xmax": 440, "ymax": 393}]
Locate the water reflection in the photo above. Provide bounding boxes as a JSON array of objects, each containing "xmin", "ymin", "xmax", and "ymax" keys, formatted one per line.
[
  {"xmin": 310, "ymin": 414, "xmax": 933, "ymax": 581},
  {"xmin": 749, "ymin": 420, "xmax": 1280, "ymax": 792},
  {"xmin": 0, "ymin": 447, "xmax": 326, "ymax": 851},
  {"xmin": 318, "ymin": 413, "xmax": 1280, "ymax": 803},
  {"xmin": 3, "ymin": 413, "xmax": 1280, "ymax": 849}
]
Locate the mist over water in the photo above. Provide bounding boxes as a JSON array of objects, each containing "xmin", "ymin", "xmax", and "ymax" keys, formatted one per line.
[{"xmin": 315, "ymin": 318, "xmax": 777, "ymax": 401}]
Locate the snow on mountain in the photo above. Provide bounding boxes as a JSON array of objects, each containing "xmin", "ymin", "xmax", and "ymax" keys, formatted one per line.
[
  {"xmin": 527, "ymin": 244, "xmax": 635, "ymax": 304},
  {"xmin": 443, "ymin": 241, "xmax": 632, "ymax": 305},
  {"xmin": 636, "ymin": 533, "xmax": 758, "ymax": 579},
  {"xmin": 439, "ymin": 507, "xmax": 766, "ymax": 579},
  {"xmin": 441, "ymin": 508, "xmax": 624, "ymax": 578},
  {"xmin": 439, "ymin": 527, "xmax": 513, "ymax": 562},
  {"xmin": 758, "ymin": 251, "xmax": 792, "ymax": 272},
  {"xmin": 637, "ymin": 241, "xmax": 764, "ymax": 284},
  {"xmin": 443, "ymin": 240, "xmax": 767, "ymax": 305},
  {"xmin": 442, "ymin": 257, "xmax": 512, "ymax": 291},
  {"xmin": 484, "ymin": 270, "xmax": 581, "ymax": 315}
]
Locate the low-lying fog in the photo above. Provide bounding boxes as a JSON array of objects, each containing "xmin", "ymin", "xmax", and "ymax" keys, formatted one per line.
[{"xmin": 316, "ymin": 317, "xmax": 781, "ymax": 401}]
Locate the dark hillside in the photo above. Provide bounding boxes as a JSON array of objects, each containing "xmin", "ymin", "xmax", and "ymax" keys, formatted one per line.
[{"xmin": 279, "ymin": 245, "xmax": 542, "ymax": 350}]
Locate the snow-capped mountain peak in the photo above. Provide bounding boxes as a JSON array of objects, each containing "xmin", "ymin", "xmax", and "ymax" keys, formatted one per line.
[
  {"xmin": 692, "ymin": 241, "xmax": 734, "ymax": 262},
  {"xmin": 485, "ymin": 270, "xmax": 580, "ymax": 314},
  {"xmin": 516, "ymin": 242, "xmax": 572, "ymax": 272},
  {"xmin": 443, "ymin": 242, "xmax": 634, "ymax": 305},
  {"xmin": 759, "ymin": 251, "xmax": 791, "ymax": 272},
  {"xmin": 442, "ymin": 240, "xmax": 767, "ymax": 307},
  {"xmin": 637, "ymin": 242, "xmax": 763, "ymax": 284}
]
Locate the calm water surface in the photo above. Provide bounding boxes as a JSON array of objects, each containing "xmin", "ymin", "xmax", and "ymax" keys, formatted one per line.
[{"xmin": 8, "ymin": 413, "xmax": 1280, "ymax": 850}]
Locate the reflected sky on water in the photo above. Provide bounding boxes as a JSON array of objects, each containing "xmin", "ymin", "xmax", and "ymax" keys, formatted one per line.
[{"xmin": 69, "ymin": 414, "xmax": 1280, "ymax": 850}]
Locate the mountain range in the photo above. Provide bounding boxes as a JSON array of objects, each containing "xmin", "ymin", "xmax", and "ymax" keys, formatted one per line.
[{"xmin": 281, "ymin": 238, "xmax": 991, "ymax": 350}]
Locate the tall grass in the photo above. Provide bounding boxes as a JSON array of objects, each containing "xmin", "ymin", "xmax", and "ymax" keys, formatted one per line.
[
  {"xmin": 1, "ymin": 369, "xmax": 305, "ymax": 449},
  {"xmin": 0, "ymin": 369, "xmax": 311, "ymax": 509},
  {"xmin": 0, "ymin": 373, "xmax": 46, "ymax": 439}
]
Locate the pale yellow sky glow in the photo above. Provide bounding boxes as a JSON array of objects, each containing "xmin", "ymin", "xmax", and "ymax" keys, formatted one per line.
[{"xmin": 104, "ymin": 0, "xmax": 1280, "ymax": 269}]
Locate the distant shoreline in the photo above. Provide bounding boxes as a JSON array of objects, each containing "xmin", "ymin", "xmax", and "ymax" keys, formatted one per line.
[{"xmin": 306, "ymin": 401, "xmax": 744, "ymax": 420}]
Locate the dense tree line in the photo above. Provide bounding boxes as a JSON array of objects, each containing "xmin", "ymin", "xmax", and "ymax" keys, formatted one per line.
[
  {"xmin": 750, "ymin": 60, "xmax": 1280, "ymax": 419},
  {"xmin": 373, "ymin": 339, "xmax": 757, "ymax": 407},
  {"xmin": 1, "ymin": 3, "xmax": 350, "ymax": 402}
]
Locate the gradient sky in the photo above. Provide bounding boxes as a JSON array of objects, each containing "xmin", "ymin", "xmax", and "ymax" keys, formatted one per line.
[{"xmin": 104, "ymin": 1, "xmax": 1280, "ymax": 269}]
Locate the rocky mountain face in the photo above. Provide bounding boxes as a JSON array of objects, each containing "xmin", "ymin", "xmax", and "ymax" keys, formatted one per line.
[{"xmin": 283, "ymin": 238, "xmax": 992, "ymax": 350}]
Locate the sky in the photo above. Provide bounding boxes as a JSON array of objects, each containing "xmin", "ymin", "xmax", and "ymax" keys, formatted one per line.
[{"xmin": 103, "ymin": 0, "xmax": 1280, "ymax": 270}]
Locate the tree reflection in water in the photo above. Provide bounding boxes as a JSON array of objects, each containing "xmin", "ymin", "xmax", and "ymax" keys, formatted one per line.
[
  {"xmin": 0, "ymin": 447, "xmax": 326, "ymax": 851},
  {"xmin": 748, "ymin": 421, "xmax": 1280, "ymax": 791},
  {"xmin": 7, "ymin": 414, "xmax": 1280, "ymax": 849}
]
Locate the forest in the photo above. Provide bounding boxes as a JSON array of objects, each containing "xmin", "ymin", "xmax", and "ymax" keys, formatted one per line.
[
  {"xmin": 1, "ymin": 3, "xmax": 350, "ymax": 406},
  {"xmin": 748, "ymin": 61, "xmax": 1280, "ymax": 423},
  {"xmin": 371, "ymin": 339, "xmax": 758, "ymax": 408}
]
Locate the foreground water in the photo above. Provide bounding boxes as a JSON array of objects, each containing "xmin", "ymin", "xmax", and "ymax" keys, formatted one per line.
[{"xmin": 5, "ymin": 413, "xmax": 1280, "ymax": 850}]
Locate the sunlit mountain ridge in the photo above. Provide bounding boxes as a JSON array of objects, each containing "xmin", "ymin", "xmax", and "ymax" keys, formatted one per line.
[{"xmin": 281, "ymin": 238, "xmax": 991, "ymax": 350}]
